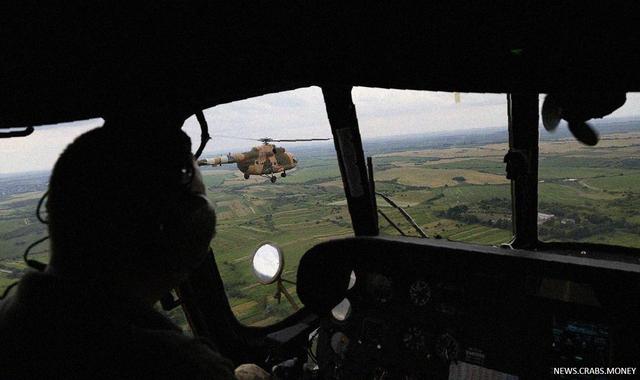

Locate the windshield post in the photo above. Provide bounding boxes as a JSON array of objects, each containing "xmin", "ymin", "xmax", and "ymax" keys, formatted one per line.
[
  {"xmin": 506, "ymin": 93, "xmax": 539, "ymax": 249},
  {"xmin": 322, "ymin": 86, "xmax": 379, "ymax": 236}
]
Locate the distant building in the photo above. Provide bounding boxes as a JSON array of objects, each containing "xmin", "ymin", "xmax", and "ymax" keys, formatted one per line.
[{"xmin": 537, "ymin": 212, "xmax": 555, "ymax": 225}]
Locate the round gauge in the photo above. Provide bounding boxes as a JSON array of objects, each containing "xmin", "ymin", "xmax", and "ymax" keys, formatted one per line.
[
  {"xmin": 367, "ymin": 273, "xmax": 393, "ymax": 304},
  {"xmin": 436, "ymin": 333, "xmax": 460, "ymax": 362},
  {"xmin": 409, "ymin": 280, "xmax": 432, "ymax": 306},
  {"xmin": 330, "ymin": 331, "xmax": 350, "ymax": 355},
  {"xmin": 402, "ymin": 326, "xmax": 427, "ymax": 353}
]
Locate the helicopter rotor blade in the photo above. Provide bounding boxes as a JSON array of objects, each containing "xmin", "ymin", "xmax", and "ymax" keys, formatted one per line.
[
  {"xmin": 268, "ymin": 138, "xmax": 332, "ymax": 142},
  {"xmin": 212, "ymin": 135, "xmax": 331, "ymax": 143},
  {"xmin": 211, "ymin": 134, "xmax": 258, "ymax": 141},
  {"xmin": 567, "ymin": 120, "xmax": 599, "ymax": 146},
  {"xmin": 541, "ymin": 94, "xmax": 562, "ymax": 131}
]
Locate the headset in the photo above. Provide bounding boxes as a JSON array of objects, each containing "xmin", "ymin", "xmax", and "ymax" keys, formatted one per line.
[
  {"xmin": 1, "ymin": 126, "xmax": 217, "ymax": 301},
  {"xmin": 153, "ymin": 159, "xmax": 217, "ymax": 278}
]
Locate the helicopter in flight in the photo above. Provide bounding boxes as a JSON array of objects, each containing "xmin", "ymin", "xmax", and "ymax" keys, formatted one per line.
[{"xmin": 196, "ymin": 136, "xmax": 331, "ymax": 182}]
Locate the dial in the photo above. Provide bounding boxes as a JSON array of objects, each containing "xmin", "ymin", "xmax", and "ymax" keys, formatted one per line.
[
  {"xmin": 367, "ymin": 273, "xmax": 393, "ymax": 304},
  {"xmin": 330, "ymin": 331, "xmax": 350, "ymax": 355},
  {"xmin": 402, "ymin": 326, "xmax": 427, "ymax": 353},
  {"xmin": 409, "ymin": 280, "xmax": 432, "ymax": 306}
]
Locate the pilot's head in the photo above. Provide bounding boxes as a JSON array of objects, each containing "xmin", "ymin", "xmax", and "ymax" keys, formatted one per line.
[{"xmin": 46, "ymin": 124, "xmax": 216, "ymax": 301}]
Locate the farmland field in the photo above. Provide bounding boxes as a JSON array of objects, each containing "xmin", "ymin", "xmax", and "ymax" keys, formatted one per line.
[{"xmin": 1, "ymin": 120, "xmax": 639, "ymax": 327}]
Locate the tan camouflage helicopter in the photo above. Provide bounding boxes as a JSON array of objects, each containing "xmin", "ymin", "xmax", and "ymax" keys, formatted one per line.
[{"xmin": 196, "ymin": 137, "xmax": 330, "ymax": 183}]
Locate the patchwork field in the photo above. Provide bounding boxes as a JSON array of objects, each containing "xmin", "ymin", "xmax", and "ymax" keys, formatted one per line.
[{"xmin": 1, "ymin": 123, "xmax": 639, "ymax": 327}]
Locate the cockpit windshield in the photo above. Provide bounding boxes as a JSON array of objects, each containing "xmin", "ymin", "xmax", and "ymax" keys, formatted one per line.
[
  {"xmin": 358, "ymin": 89, "xmax": 513, "ymax": 245},
  {"xmin": 538, "ymin": 93, "xmax": 640, "ymax": 248},
  {"xmin": 184, "ymin": 88, "xmax": 353, "ymax": 326},
  {"xmin": 1, "ymin": 88, "xmax": 639, "ymax": 332},
  {"xmin": 358, "ymin": 89, "xmax": 640, "ymax": 250}
]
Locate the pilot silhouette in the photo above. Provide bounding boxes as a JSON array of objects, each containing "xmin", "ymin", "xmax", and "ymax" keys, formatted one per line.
[{"xmin": 0, "ymin": 117, "xmax": 269, "ymax": 380}]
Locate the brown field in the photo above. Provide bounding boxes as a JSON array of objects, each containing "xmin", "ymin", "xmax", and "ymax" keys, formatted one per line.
[
  {"xmin": 376, "ymin": 143, "xmax": 507, "ymax": 160},
  {"xmin": 375, "ymin": 167, "xmax": 509, "ymax": 187},
  {"xmin": 318, "ymin": 179, "xmax": 344, "ymax": 188},
  {"xmin": 374, "ymin": 132, "xmax": 640, "ymax": 161}
]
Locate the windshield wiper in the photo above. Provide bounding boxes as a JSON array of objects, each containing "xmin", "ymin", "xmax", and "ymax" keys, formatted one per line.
[{"xmin": 376, "ymin": 192, "xmax": 428, "ymax": 238}]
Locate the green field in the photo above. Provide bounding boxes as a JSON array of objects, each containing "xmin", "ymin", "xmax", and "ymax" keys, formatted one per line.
[{"xmin": 1, "ymin": 127, "xmax": 639, "ymax": 327}]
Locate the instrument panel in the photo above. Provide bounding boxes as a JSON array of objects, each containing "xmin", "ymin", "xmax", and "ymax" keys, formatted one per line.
[
  {"xmin": 297, "ymin": 236, "xmax": 640, "ymax": 380},
  {"xmin": 317, "ymin": 268, "xmax": 523, "ymax": 378}
]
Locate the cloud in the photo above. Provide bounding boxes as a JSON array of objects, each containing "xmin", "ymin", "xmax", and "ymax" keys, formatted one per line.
[
  {"xmin": 2, "ymin": 88, "xmax": 639, "ymax": 174},
  {"xmin": 184, "ymin": 87, "xmax": 511, "ymax": 155},
  {"xmin": 352, "ymin": 89, "xmax": 508, "ymax": 136},
  {"xmin": 0, "ymin": 118, "xmax": 103, "ymax": 174},
  {"xmin": 183, "ymin": 87, "xmax": 331, "ymax": 155}
]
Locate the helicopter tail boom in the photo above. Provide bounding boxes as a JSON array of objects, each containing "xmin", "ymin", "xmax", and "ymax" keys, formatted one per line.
[{"xmin": 197, "ymin": 154, "xmax": 237, "ymax": 167}]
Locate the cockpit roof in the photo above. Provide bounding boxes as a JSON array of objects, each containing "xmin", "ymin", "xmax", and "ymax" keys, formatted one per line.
[{"xmin": 2, "ymin": 1, "xmax": 639, "ymax": 128}]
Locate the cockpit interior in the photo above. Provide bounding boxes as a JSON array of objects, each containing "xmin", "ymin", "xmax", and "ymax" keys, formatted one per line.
[{"xmin": 2, "ymin": 2, "xmax": 640, "ymax": 379}]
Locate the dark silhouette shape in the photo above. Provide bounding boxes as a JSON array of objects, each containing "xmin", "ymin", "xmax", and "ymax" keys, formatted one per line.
[
  {"xmin": 541, "ymin": 92, "xmax": 627, "ymax": 146},
  {"xmin": 0, "ymin": 118, "xmax": 237, "ymax": 379}
]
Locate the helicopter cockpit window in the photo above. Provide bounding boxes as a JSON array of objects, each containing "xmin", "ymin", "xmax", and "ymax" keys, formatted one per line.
[
  {"xmin": 0, "ymin": 118, "xmax": 197, "ymax": 331},
  {"xmin": 538, "ymin": 93, "xmax": 640, "ymax": 248},
  {"xmin": 0, "ymin": 119, "xmax": 100, "ymax": 293},
  {"xmin": 183, "ymin": 87, "xmax": 353, "ymax": 326},
  {"xmin": 356, "ymin": 88, "xmax": 513, "ymax": 246}
]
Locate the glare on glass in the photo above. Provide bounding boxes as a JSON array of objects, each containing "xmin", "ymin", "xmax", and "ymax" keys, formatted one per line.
[
  {"xmin": 252, "ymin": 243, "xmax": 284, "ymax": 284},
  {"xmin": 331, "ymin": 298, "xmax": 352, "ymax": 322}
]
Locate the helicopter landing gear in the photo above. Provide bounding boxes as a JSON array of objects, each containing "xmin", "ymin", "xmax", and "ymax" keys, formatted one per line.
[
  {"xmin": 281, "ymin": 171, "xmax": 287, "ymax": 178},
  {"xmin": 244, "ymin": 173, "xmax": 250, "ymax": 179},
  {"xmin": 270, "ymin": 176, "xmax": 277, "ymax": 183}
]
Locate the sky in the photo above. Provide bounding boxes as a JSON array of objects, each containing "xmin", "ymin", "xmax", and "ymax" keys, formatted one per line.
[{"xmin": 1, "ymin": 87, "xmax": 640, "ymax": 174}]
